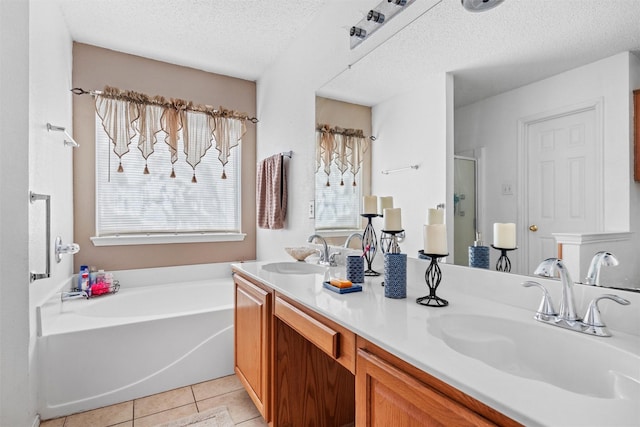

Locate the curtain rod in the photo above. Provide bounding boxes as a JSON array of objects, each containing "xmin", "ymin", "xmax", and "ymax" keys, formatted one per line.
[
  {"xmin": 70, "ymin": 87, "xmax": 259, "ymax": 124},
  {"xmin": 316, "ymin": 124, "xmax": 376, "ymax": 141}
]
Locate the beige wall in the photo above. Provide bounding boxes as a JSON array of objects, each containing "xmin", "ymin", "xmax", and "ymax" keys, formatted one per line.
[{"xmin": 73, "ymin": 43, "xmax": 256, "ymax": 270}]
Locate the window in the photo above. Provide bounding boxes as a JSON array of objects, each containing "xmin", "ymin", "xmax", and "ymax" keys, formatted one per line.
[
  {"xmin": 315, "ymin": 163, "xmax": 362, "ymax": 230},
  {"xmin": 94, "ymin": 114, "xmax": 242, "ymax": 244}
]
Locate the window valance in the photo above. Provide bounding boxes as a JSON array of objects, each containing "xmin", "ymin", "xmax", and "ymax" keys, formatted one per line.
[
  {"xmin": 94, "ymin": 86, "xmax": 252, "ymax": 182},
  {"xmin": 316, "ymin": 124, "xmax": 370, "ymax": 186}
]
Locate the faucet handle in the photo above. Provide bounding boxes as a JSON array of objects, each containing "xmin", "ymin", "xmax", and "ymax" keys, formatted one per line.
[
  {"xmin": 328, "ymin": 251, "xmax": 342, "ymax": 266},
  {"xmin": 583, "ymin": 294, "xmax": 630, "ymax": 327},
  {"xmin": 522, "ymin": 281, "xmax": 557, "ymax": 319}
]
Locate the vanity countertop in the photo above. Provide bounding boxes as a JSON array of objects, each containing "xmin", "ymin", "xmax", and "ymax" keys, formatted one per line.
[{"xmin": 232, "ymin": 258, "xmax": 640, "ymax": 427}]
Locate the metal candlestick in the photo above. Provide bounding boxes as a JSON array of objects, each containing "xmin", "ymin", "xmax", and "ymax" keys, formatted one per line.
[
  {"xmin": 380, "ymin": 229, "xmax": 404, "ymax": 254},
  {"xmin": 416, "ymin": 251, "xmax": 449, "ymax": 307},
  {"xmin": 361, "ymin": 214, "xmax": 380, "ymax": 276},
  {"xmin": 491, "ymin": 245, "xmax": 517, "ymax": 272}
]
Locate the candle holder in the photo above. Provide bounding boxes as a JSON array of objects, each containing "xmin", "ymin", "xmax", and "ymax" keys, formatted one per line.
[
  {"xmin": 361, "ymin": 213, "xmax": 381, "ymax": 276},
  {"xmin": 380, "ymin": 229, "xmax": 404, "ymax": 254},
  {"xmin": 491, "ymin": 245, "xmax": 517, "ymax": 272},
  {"xmin": 416, "ymin": 251, "xmax": 449, "ymax": 307}
]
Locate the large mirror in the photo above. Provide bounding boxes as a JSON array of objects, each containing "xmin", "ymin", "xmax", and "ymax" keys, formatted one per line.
[{"xmin": 316, "ymin": 0, "xmax": 640, "ymax": 289}]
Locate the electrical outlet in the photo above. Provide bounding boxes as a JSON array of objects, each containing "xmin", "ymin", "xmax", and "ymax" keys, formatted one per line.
[
  {"xmin": 308, "ymin": 200, "xmax": 315, "ymax": 219},
  {"xmin": 501, "ymin": 183, "xmax": 513, "ymax": 195}
]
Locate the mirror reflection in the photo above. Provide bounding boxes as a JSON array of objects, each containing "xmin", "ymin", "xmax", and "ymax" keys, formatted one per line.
[
  {"xmin": 314, "ymin": 96, "xmax": 372, "ymax": 243},
  {"xmin": 315, "ymin": 1, "xmax": 640, "ymax": 290}
]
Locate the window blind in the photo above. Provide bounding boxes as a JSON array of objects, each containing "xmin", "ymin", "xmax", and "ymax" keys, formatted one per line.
[
  {"xmin": 95, "ymin": 114, "xmax": 241, "ymax": 236},
  {"xmin": 315, "ymin": 162, "xmax": 361, "ymax": 230}
]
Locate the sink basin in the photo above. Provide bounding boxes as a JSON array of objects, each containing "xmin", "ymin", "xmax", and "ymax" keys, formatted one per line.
[
  {"xmin": 261, "ymin": 262, "xmax": 327, "ymax": 275},
  {"xmin": 429, "ymin": 314, "xmax": 640, "ymax": 399}
]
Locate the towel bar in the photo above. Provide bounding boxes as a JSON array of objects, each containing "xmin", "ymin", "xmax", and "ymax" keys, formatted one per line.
[{"xmin": 30, "ymin": 192, "xmax": 51, "ymax": 282}]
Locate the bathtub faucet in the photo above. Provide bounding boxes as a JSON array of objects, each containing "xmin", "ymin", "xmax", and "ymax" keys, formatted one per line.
[{"xmin": 61, "ymin": 290, "xmax": 89, "ymax": 301}]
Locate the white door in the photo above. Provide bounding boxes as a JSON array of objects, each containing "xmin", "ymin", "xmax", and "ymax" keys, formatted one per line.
[{"xmin": 526, "ymin": 107, "xmax": 600, "ymax": 273}]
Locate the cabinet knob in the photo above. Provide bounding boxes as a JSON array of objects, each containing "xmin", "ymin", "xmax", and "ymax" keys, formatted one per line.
[{"xmin": 529, "ymin": 225, "xmax": 538, "ymax": 232}]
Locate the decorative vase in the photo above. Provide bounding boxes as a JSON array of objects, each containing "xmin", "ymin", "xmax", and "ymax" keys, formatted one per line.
[
  {"xmin": 384, "ymin": 253, "xmax": 407, "ymax": 299},
  {"xmin": 346, "ymin": 255, "xmax": 364, "ymax": 284}
]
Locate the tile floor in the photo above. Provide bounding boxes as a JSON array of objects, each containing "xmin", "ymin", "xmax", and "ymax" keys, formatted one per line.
[{"xmin": 40, "ymin": 374, "xmax": 267, "ymax": 427}]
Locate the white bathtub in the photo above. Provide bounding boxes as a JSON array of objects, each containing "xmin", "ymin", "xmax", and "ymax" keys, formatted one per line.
[{"xmin": 37, "ymin": 264, "xmax": 235, "ymax": 419}]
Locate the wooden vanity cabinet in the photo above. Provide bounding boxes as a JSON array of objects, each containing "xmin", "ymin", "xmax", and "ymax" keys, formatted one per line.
[
  {"xmin": 273, "ymin": 294, "xmax": 356, "ymax": 426},
  {"xmin": 233, "ymin": 271, "xmax": 272, "ymax": 422},
  {"xmin": 356, "ymin": 338, "xmax": 521, "ymax": 427},
  {"xmin": 232, "ymin": 269, "xmax": 518, "ymax": 426}
]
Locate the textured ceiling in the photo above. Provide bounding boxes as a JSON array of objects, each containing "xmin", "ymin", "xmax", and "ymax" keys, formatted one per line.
[
  {"xmin": 54, "ymin": 0, "xmax": 640, "ymax": 107},
  {"xmin": 55, "ymin": 0, "xmax": 328, "ymax": 81}
]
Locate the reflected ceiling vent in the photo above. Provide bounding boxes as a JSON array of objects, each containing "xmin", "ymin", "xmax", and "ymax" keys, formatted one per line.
[
  {"xmin": 461, "ymin": 0, "xmax": 504, "ymax": 12},
  {"xmin": 350, "ymin": 0, "xmax": 418, "ymax": 49}
]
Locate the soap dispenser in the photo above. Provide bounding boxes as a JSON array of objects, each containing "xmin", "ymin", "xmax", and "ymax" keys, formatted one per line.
[{"xmin": 468, "ymin": 232, "xmax": 490, "ymax": 269}]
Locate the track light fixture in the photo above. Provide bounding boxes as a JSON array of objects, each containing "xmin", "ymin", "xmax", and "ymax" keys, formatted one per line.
[{"xmin": 350, "ymin": 0, "xmax": 417, "ymax": 49}]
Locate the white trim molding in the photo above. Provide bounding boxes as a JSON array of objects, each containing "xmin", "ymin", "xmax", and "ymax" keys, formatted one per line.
[
  {"xmin": 553, "ymin": 231, "xmax": 632, "ymax": 245},
  {"xmin": 91, "ymin": 232, "xmax": 246, "ymax": 246}
]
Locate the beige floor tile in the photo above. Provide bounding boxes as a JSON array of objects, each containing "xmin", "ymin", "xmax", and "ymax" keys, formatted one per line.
[
  {"xmin": 111, "ymin": 422, "xmax": 134, "ymax": 427},
  {"xmin": 192, "ymin": 374, "xmax": 243, "ymax": 401},
  {"xmin": 133, "ymin": 403, "xmax": 197, "ymax": 427},
  {"xmin": 134, "ymin": 386, "xmax": 194, "ymax": 418},
  {"xmin": 64, "ymin": 401, "xmax": 133, "ymax": 427},
  {"xmin": 196, "ymin": 389, "xmax": 260, "ymax": 424},
  {"xmin": 235, "ymin": 416, "xmax": 268, "ymax": 427},
  {"xmin": 39, "ymin": 418, "xmax": 65, "ymax": 427}
]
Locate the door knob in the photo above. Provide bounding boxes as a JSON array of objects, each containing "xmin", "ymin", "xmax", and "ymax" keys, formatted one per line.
[{"xmin": 529, "ymin": 225, "xmax": 538, "ymax": 232}]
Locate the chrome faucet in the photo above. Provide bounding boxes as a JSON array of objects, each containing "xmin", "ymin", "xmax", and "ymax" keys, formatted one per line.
[
  {"xmin": 344, "ymin": 232, "xmax": 363, "ymax": 248},
  {"xmin": 534, "ymin": 258, "xmax": 580, "ymax": 321},
  {"xmin": 524, "ymin": 257, "xmax": 630, "ymax": 337},
  {"xmin": 585, "ymin": 251, "xmax": 619, "ymax": 286},
  {"xmin": 61, "ymin": 290, "xmax": 89, "ymax": 301},
  {"xmin": 307, "ymin": 234, "xmax": 340, "ymax": 266}
]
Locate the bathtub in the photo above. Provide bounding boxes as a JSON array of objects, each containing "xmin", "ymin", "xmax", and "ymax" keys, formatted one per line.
[{"xmin": 37, "ymin": 263, "xmax": 235, "ymax": 419}]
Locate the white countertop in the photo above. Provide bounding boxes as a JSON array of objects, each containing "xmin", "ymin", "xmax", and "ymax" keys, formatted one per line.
[{"xmin": 232, "ymin": 258, "xmax": 640, "ymax": 427}]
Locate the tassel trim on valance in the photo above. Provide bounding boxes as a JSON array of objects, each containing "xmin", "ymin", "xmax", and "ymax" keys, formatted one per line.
[{"xmin": 95, "ymin": 85, "xmax": 249, "ymax": 182}]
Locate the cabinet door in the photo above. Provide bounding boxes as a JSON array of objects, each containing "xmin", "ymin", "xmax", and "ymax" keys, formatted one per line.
[
  {"xmin": 234, "ymin": 273, "xmax": 271, "ymax": 421},
  {"xmin": 356, "ymin": 350, "xmax": 495, "ymax": 426}
]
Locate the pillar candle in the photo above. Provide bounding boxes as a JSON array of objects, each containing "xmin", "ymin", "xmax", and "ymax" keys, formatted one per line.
[
  {"xmin": 423, "ymin": 224, "xmax": 448, "ymax": 255},
  {"xmin": 427, "ymin": 208, "xmax": 444, "ymax": 225},
  {"xmin": 383, "ymin": 208, "xmax": 402, "ymax": 230},
  {"xmin": 363, "ymin": 195, "xmax": 377, "ymax": 215},
  {"xmin": 378, "ymin": 196, "xmax": 394, "ymax": 215},
  {"xmin": 493, "ymin": 223, "xmax": 516, "ymax": 249}
]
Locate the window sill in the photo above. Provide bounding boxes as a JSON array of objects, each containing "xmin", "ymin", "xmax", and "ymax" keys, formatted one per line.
[{"xmin": 91, "ymin": 232, "xmax": 246, "ymax": 247}]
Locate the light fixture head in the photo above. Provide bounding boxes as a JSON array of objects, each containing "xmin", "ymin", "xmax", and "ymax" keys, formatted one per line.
[
  {"xmin": 461, "ymin": 0, "xmax": 504, "ymax": 12},
  {"xmin": 388, "ymin": 0, "xmax": 407, "ymax": 5},
  {"xmin": 350, "ymin": 26, "xmax": 367, "ymax": 39},
  {"xmin": 367, "ymin": 10, "xmax": 385, "ymax": 23}
]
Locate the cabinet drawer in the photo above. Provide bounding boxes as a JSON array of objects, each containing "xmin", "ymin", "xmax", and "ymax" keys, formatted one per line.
[
  {"xmin": 275, "ymin": 296, "xmax": 338, "ymax": 358},
  {"xmin": 274, "ymin": 295, "xmax": 356, "ymax": 373}
]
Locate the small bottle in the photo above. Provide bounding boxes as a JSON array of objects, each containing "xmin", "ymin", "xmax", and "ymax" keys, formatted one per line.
[
  {"xmin": 96, "ymin": 270, "xmax": 106, "ymax": 284},
  {"xmin": 469, "ymin": 232, "xmax": 490, "ymax": 269},
  {"xmin": 77, "ymin": 265, "xmax": 89, "ymax": 290},
  {"xmin": 89, "ymin": 266, "xmax": 98, "ymax": 286},
  {"xmin": 80, "ymin": 269, "xmax": 90, "ymax": 292}
]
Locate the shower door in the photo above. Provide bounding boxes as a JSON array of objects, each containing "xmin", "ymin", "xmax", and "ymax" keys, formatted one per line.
[{"xmin": 453, "ymin": 157, "xmax": 477, "ymax": 266}]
